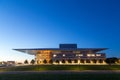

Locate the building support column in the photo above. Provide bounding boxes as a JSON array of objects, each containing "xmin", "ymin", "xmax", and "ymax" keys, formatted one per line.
[
  {"xmin": 90, "ymin": 60, "xmax": 93, "ymax": 64},
  {"xmin": 84, "ymin": 60, "xmax": 86, "ymax": 64},
  {"xmin": 96, "ymin": 60, "xmax": 99, "ymax": 64},
  {"xmin": 72, "ymin": 60, "xmax": 74, "ymax": 64},
  {"xmin": 78, "ymin": 60, "xmax": 80, "ymax": 64},
  {"xmin": 65, "ymin": 60, "xmax": 68, "ymax": 64},
  {"xmin": 102, "ymin": 60, "xmax": 106, "ymax": 64}
]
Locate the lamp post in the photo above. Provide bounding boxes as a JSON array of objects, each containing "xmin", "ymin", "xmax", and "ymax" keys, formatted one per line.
[{"xmin": 79, "ymin": 57, "xmax": 80, "ymax": 70}]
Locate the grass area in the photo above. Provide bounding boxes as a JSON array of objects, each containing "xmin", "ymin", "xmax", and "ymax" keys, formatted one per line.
[
  {"xmin": 0, "ymin": 65, "xmax": 120, "ymax": 71},
  {"xmin": 0, "ymin": 65, "xmax": 120, "ymax": 80},
  {"xmin": 0, "ymin": 73, "xmax": 120, "ymax": 80}
]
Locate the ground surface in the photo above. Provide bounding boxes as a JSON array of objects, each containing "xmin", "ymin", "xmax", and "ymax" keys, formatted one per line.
[
  {"xmin": 0, "ymin": 71, "xmax": 120, "ymax": 80},
  {"xmin": 1, "ymin": 65, "xmax": 120, "ymax": 71},
  {"xmin": 0, "ymin": 65, "xmax": 120, "ymax": 80}
]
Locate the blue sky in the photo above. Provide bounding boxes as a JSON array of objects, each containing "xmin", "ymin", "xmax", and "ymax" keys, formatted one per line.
[{"xmin": 0, "ymin": 0, "xmax": 120, "ymax": 61}]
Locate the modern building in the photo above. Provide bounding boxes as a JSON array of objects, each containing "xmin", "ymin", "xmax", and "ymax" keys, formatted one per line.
[{"xmin": 14, "ymin": 44, "xmax": 107, "ymax": 64}]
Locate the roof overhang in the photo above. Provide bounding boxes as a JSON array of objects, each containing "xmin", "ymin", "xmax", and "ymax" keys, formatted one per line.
[{"xmin": 13, "ymin": 48, "xmax": 108, "ymax": 55}]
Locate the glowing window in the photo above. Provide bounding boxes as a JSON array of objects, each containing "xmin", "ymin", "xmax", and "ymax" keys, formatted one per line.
[
  {"xmin": 53, "ymin": 54, "xmax": 57, "ymax": 57},
  {"xmin": 63, "ymin": 54, "xmax": 65, "ymax": 57},
  {"xmin": 79, "ymin": 54, "xmax": 83, "ymax": 56},
  {"xmin": 91, "ymin": 54, "xmax": 95, "ymax": 56},
  {"xmin": 76, "ymin": 54, "xmax": 78, "ymax": 56},
  {"xmin": 87, "ymin": 54, "xmax": 95, "ymax": 57},
  {"xmin": 96, "ymin": 54, "xmax": 101, "ymax": 56},
  {"xmin": 76, "ymin": 54, "xmax": 83, "ymax": 56},
  {"xmin": 87, "ymin": 54, "xmax": 91, "ymax": 57}
]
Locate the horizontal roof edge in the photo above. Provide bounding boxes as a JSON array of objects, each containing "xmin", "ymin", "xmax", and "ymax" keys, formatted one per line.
[{"xmin": 13, "ymin": 48, "xmax": 108, "ymax": 50}]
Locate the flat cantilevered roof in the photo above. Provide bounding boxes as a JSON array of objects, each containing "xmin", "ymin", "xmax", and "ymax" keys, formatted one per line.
[{"xmin": 13, "ymin": 48, "xmax": 108, "ymax": 55}]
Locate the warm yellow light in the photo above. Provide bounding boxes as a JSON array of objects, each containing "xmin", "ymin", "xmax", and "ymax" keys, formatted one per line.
[
  {"xmin": 87, "ymin": 54, "xmax": 95, "ymax": 57},
  {"xmin": 96, "ymin": 54, "xmax": 101, "ymax": 56}
]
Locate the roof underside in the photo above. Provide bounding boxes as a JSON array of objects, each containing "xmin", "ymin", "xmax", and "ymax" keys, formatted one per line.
[{"xmin": 13, "ymin": 48, "xmax": 108, "ymax": 55}]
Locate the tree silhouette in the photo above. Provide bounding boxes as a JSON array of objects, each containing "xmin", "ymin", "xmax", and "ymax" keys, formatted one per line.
[
  {"xmin": 55, "ymin": 60, "xmax": 59, "ymax": 64},
  {"xmin": 74, "ymin": 59, "xmax": 78, "ymax": 63},
  {"xmin": 68, "ymin": 59, "xmax": 72, "ymax": 63},
  {"xmin": 105, "ymin": 57, "xmax": 118, "ymax": 65},
  {"xmin": 30, "ymin": 59, "xmax": 35, "ymax": 65},
  {"xmin": 24, "ymin": 60, "xmax": 28, "ymax": 64},
  {"xmin": 92, "ymin": 59, "xmax": 97, "ymax": 63},
  {"xmin": 62, "ymin": 59, "xmax": 65, "ymax": 63},
  {"xmin": 49, "ymin": 59, "xmax": 53, "ymax": 64},
  {"xmin": 0, "ymin": 62, "xmax": 2, "ymax": 64},
  {"xmin": 80, "ymin": 59, "xmax": 84, "ymax": 63},
  {"xmin": 43, "ymin": 59, "xmax": 47, "ymax": 64},
  {"xmin": 99, "ymin": 59, "xmax": 103, "ymax": 63},
  {"xmin": 86, "ymin": 59, "xmax": 90, "ymax": 63}
]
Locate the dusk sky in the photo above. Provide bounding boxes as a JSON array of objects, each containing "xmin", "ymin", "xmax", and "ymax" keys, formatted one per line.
[{"xmin": 0, "ymin": 0, "xmax": 120, "ymax": 62}]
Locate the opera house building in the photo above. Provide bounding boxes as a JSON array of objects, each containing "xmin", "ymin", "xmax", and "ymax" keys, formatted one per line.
[{"xmin": 14, "ymin": 44, "xmax": 107, "ymax": 64}]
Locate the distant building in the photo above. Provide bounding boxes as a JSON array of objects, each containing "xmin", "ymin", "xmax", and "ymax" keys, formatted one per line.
[
  {"xmin": 14, "ymin": 44, "xmax": 107, "ymax": 64},
  {"xmin": 0, "ymin": 61, "xmax": 15, "ymax": 67},
  {"xmin": 7, "ymin": 61, "xmax": 15, "ymax": 65}
]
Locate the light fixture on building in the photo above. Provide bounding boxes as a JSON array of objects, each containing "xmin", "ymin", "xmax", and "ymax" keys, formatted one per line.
[
  {"xmin": 87, "ymin": 54, "xmax": 95, "ymax": 57},
  {"xmin": 76, "ymin": 54, "xmax": 83, "ymax": 56},
  {"xmin": 96, "ymin": 54, "xmax": 101, "ymax": 56},
  {"xmin": 63, "ymin": 54, "xmax": 65, "ymax": 57},
  {"xmin": 53, "ymin": 54, "xmax": 57, "ymax": 57}
]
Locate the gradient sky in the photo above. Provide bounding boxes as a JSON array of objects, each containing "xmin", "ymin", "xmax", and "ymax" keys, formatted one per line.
[{"xmin": 0, "ymin": 0, "xmax": 120, "ymax": 62}]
